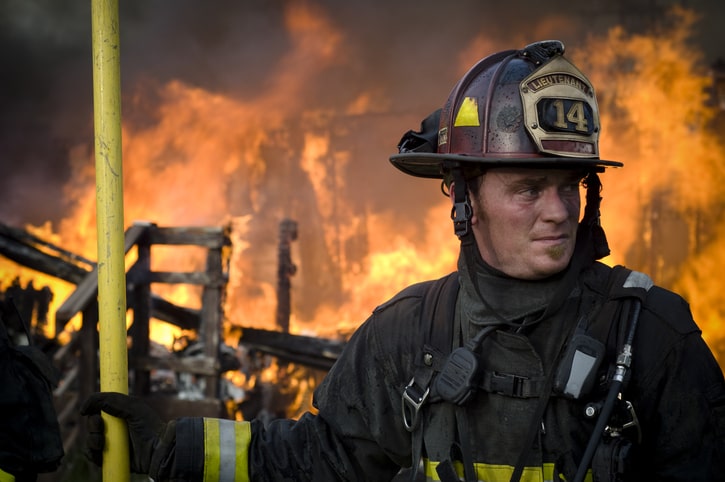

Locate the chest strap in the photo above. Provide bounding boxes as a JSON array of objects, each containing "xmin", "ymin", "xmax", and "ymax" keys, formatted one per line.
[{"xmin": 481, "ymin": 371, "xmax": 547, "ymax": 398}]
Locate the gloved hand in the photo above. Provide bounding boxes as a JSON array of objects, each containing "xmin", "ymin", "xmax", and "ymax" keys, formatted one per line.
[{"xmin": 80, "ymin": 392, "xmax": 176, "ymax": 478}]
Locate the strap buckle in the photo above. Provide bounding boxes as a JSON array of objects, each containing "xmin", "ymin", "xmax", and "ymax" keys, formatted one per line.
[
  {"xmin": 606, "ymin": 399, "xmax": 642, "ymax": 444},
  {"xmin": 402, "ymin": 377, "xmax": 430, "ymax": 432},
  {"xmin": 491, "ymin": 372, "xmax": 528, "ymax": 398},
  {"xmin": 451, "ymin": 201, "xmax": 471, "ymax": 238}
]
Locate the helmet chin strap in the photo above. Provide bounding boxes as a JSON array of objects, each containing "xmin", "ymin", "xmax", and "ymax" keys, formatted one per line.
[
  {"xmin": 582, "ymin": 171, "xmax": 611, "ymax": 260},
  {"xmin": 449, "ymin": 164, "xmax": 474, "ymax": 241},
  {"xmin": 449, "ymin": 165, "xmax": 515, "ymax": 327}
]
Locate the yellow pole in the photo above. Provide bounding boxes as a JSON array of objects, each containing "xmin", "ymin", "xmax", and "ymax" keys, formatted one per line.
[{"xmin": 91, "ymin": 0, "xmax": 130, "ymax": 480}]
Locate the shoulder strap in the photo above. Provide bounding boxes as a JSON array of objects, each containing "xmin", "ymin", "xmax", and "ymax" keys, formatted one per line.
[
  {"xmin": 402, "ymin": 273, "xmax": 459, "ymax": 480},
  {"xmin": 573, "ymin": 266, "xmax": 652, "ymax": 482},
  {"xmin": 583, "ymin": 265, "xmax": 651, "ymax": 388},
  {"xmin": 422, "ymin": 272, "xmax": 460, "ymax": 360},
  {"xmin": 402, "ymin": 273, "xmax": 460, "ymax": 431},
  {"xmin": 587, "ymin": 265, "xmax": 633, "ymax": 344}
]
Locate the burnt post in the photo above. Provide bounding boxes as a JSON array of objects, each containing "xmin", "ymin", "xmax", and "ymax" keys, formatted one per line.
[{"xmin": 276, "ymin": 219, "xmax": 298, "ymax": 333}]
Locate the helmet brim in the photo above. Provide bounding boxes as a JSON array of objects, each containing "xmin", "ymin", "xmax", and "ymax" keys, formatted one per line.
[{"xmin": 389, "ymin": 152, "xmax": 623, "ymax": 179}]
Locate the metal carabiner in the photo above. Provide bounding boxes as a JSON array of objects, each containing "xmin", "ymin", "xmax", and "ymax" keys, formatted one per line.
[
  {"xmin": 402, "ymin": 377, "xmax": 430, "ymax": 432},
  {"xmin": 605, "ymin": 398, "xmax": 642, "ymax": 444},
  {"xmin": 620, "ymin": 399, "xmax": 642, "ymax": 443}
]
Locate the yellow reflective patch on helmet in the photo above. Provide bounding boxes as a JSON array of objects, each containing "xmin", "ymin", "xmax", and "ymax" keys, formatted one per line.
[{"xmin": 454, "ymin": 97, "xmax": 480, "ymax": 127}]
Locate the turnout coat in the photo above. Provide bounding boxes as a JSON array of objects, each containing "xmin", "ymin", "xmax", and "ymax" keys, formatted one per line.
[{"xmin": 171, "ymin": 261, "xmax": 725, "ymax": 481}]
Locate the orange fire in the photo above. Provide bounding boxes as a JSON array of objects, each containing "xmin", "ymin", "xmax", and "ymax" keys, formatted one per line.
[
  {"xmin": 0, "ymin": 5, "xmax": 723, "ymax": 371},
  {"xmin": 581, "ymin": 8, "xmax": 725, "ymax": 360}
]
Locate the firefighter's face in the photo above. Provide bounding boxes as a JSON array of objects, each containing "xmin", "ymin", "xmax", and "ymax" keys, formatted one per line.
[{"xmin": 455, "ymin": 168, "xmax": 582, "ymax": 280}]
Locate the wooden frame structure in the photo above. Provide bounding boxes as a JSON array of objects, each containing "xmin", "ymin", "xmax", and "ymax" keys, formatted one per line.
[{"xmin": 54, "ymin": 221, "xmax": 232, "ymax": 441}]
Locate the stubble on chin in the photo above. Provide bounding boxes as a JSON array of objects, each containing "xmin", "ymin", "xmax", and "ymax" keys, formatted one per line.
[{"xmin": 546, "ymin": 244, "xmax": 568, "ymax": 261}]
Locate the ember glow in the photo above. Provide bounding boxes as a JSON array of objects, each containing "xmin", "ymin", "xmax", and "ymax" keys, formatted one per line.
[{"xmin": 0, "ymin": 5, "xmax": 723, "ymax": 368}]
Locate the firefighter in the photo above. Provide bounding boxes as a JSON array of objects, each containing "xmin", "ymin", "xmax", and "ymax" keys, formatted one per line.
[{"xmin": 81, "ymin": 41, "xmax": 725, "ymax": 481}]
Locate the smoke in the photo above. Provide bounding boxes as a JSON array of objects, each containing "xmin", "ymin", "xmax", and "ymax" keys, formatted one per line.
[{"xmin": 2, "ymin": 0, "xmax": 722, "ymax": 225}]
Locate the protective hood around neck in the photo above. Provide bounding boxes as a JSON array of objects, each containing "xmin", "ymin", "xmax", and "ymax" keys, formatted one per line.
[{"xmin": 457, "ymin": 250, "xmax": 568, "ymax": 326}]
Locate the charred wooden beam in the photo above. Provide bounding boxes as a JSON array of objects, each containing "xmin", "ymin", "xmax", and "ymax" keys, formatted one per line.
[
  {"xmin": 239, "ymin": 327, "xmax": 344, "ymax": 371},
  {"xmin": 148, "ymin": 297, "xmax": 200, "ymax": 331},
  {"xmin": 0, "ymin": 221, "xmax": 202, "ymax": 333},
  {"xmin": 55, "ymin": 261, "xmax": 202, "ymax": 333},
  {"xmin": 276, "ymin": 219, "xmax": 298, "ymax": 333},
  {"xmin": 0, "ymin": 222, "xmax": 90, "ymax": 284},
  {"xmin": 147, "ymin": 226, "xmax": 232, "ymax": 249},
  {"xmin": 143, "ymin": 395, "xmax": 226, "ymax": 419},
  {"xmin": 131, "ymin": 354, "xmax": 219, "ymax": 377}
]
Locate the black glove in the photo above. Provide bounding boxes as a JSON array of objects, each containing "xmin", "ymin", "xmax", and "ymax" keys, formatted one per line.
[{"xmin": 80, "ymin": 392, "xmax": 176, "ymax": 478}]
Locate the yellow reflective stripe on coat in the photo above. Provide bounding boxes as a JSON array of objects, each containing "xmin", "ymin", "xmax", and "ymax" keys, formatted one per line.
[
  {"xmin": 0, "ymin": 468, "xmax": 13, "ymax": 482},
  {"xmin": 0, "ymin": 467, "xmax": 14, "ymax": 482},
  {"xmin": 203, "ymin": 418, "xmax": 252, "ymax": 482},
  {"xmin": 424, "ymin": 460, "xmax": 593, "ymax": 482}
]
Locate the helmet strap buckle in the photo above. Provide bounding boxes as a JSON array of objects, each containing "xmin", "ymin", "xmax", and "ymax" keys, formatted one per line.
[{"xmin": 448, "ymin": 166, "xmax": 472, "ymax": 239}]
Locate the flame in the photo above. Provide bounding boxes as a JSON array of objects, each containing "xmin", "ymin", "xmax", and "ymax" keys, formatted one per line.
[
  {"xmin": 576, "ymin": 8, "xmax": 725, "ymax": 363},
  {"xmin": 579, "ymin": 8, "xmax": 722, "ymax": 262},
  {"xmin": 1, "ymin": 5, "xmax": 723, "ymax": 374}
]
